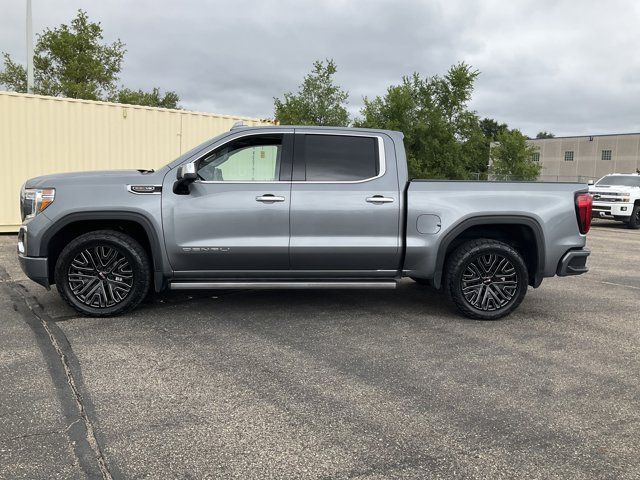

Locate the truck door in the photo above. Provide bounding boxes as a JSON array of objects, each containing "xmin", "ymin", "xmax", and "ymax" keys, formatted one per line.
[
  {"xmin": 162, "ymin": 132, "xmax": 293, "ymax": 274},
  {"xmin": 289, "ymin": 131, "xmax": 401, "ymax": 274}
]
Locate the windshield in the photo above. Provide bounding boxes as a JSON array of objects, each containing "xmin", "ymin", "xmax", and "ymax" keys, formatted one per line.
[
  {"xmin": 596, "ymin": 175, "xmax": 640, "ymax": 187},
  {"xmin": 164, "ymin": 131, "xmax": 233, "ymax": 170}
]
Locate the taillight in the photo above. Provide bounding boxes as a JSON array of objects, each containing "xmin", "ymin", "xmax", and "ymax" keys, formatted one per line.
[{"xmin": 575, "ymin": 193, "xmax": 592, "ymax": 234}]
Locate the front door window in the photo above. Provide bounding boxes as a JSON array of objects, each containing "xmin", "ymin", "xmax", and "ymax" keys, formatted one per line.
[{"xmin": 198, "ymin": 135, "xmax": 282, "ymax": 182}]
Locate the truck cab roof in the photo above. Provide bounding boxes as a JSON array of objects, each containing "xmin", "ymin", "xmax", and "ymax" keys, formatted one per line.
[{"xmin": 229, "ymin": 123, "xmax": 404, "ymax": 137}]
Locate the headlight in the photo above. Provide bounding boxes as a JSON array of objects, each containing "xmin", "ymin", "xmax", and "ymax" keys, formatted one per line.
[
  {"xmin": 622, "ymin": 194, "xmax": 631, "ymax": 202},
  {"xmin": 20, "ymin": 186, "xmax": 55, "ymax": 221}
]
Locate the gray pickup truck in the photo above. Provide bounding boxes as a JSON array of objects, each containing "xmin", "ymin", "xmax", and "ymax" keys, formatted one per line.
[{"xmin": 18, "ymin": 125, "xmax": 592, "ymax": 320}]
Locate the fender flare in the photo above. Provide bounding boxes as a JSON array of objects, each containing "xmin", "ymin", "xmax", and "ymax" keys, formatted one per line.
[
  {"xmin": 41, "ymin": 211, "xmax": 166, "ymax": 292},
  {"xmin": 432, "ymin": 215, "xmax": 546, "ymax": 289}
]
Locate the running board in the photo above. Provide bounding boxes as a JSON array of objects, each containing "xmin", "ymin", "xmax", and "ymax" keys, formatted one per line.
[{"xmin": 168, "ymin": 281, "xmax": 398, "ymax": 290}]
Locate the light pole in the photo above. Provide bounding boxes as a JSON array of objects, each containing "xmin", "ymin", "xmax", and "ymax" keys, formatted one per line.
[{"xmin": 26, "ymin": 0, "xmax": 34, "ymax": 93}]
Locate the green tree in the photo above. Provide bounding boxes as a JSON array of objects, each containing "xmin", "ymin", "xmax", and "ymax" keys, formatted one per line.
[
  {"xmin": 274, "ymin": 59, "xmax": 349, "ymax": 126},
  {"xmin": 0, "ymin": 53, "xmax": 28, "ymax": 93},
  {"xmin": 480, "ymin": 118, "xmax": 509, "ymax": 141},
  {"xmin": 536, "ymin": 131, "xmax": 555, "ymax": 139},
  {"xmin": 0, "ymin": 10, "xmax": 180, "ymax": 108},
  {"xmin": 491, "ymin": 130, "xmax": 541, "ymax": 180},
  {"xmin": 0, "ymin": 10, "xmax": 125, "ymax": 100},
  {"xmin": 355, "ymin": 63, "xmax": 487, "ymax": 179},
  {"xmin": 113, "ymin": 87, "xmax": 180, "ymax": 109}
]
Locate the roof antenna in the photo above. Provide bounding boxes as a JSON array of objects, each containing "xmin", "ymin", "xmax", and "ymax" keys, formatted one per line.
[{"xmin": 231, "ymin": 121, "xmax": 246, "ymax": 130}]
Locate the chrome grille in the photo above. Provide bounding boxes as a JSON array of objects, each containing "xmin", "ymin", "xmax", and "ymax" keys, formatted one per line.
[{"xmin": 591, "ymin": 191, "xmax": 626, "ymax": 202}]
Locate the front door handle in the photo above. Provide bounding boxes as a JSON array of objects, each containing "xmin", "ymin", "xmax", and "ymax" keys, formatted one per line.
[
  {"xmin": 366, "ymin": 195, "xmax": 394, "ymax": 204},
  {"xmin": 256, "ymin": 194, "xmax": 285, "ymax": 203}
]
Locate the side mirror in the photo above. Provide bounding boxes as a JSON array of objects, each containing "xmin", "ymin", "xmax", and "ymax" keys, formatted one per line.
[
  {"xmin": 176, "ymin": 162, "xmax": 197, "ymax": 181},
  {"xmin": 587, "ymin": 180, "xmax": 594, "ymax": 186},
  {"xmin": 173, "ymin": 162, "xmax": 197, "ymax": 194}
]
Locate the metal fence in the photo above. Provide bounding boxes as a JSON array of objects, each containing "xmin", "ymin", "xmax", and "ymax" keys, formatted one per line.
[{"xmin": 0, "ymin": 91, "xmax": 273, "ymax": 232}]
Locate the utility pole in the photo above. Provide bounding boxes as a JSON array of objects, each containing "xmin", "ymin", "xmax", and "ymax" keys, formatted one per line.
[{"xmin": 26, "ymin": 0, "xmax": 34, "ymax": 93}]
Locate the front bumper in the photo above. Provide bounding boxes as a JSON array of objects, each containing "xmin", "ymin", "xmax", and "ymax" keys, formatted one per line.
[
  {"xmin": 592, "ymin": 202, "xmax": 632, "ymax": 219},
  {"xmin": 18, "ymin": 254, "xmax": 50, "ymax": 288},
  {"xmin": 557, "ymin": 248, "xmax": 590, "ymax": 276}
]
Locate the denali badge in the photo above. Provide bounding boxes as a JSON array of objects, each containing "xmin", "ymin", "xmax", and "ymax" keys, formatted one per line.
[
  {"xmin": 181, "ymin": 247, "xmax": 231, "ymax": 253},
  {"xmin": 127, "ymin": 185, "xmax": 162, "ymax": 194}
]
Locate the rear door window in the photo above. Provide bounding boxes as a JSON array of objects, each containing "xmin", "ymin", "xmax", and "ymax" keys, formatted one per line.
[{"xmin": 300, "ymin": 135, "xmax": 379, "ymax": 181}]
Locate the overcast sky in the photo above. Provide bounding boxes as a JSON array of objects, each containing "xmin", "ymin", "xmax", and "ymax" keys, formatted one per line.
[{"xmin": 2, "ymin": 0, "xmax": 639, "ymax": 136}]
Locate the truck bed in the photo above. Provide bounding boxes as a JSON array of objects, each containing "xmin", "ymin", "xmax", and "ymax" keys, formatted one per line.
[{"xmin": 403, "ymin": 180, "xmax": 589, "ymax": 284}]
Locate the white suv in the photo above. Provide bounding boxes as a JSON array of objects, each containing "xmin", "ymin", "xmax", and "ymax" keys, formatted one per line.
[{"xmin": 589, "ymin": 173, "xmax": 640, "ymax": 229}]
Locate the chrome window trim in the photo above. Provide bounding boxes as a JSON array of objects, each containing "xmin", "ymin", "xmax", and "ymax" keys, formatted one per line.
[
  {"xmin": 195, "ymin": 181, "xmax": 290, "ymax": 184},
  {"xmin": 191, "ymin": 129, "xmax": 386, "ymax": 185},
  {"xmin": 193, "ymin": 129, "xmax": 293, "ymax": 185},
  {"xmin": 292, "ymin": 131, "xmax": 386, "ymax": 184}
]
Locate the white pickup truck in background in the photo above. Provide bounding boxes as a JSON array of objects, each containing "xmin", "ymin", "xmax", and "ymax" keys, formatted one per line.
[{"xmin": 589, "ymin": 173, "xmax": 640, "ymax": 228}]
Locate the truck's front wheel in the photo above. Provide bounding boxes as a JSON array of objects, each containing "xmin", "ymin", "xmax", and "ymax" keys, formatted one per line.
[
  {"xmin": 444, "ymin": 239, "xmax": 528, "ymax": 320},
  {"xmin": 628, "ymin": 205, "xmax": 640, "ymax": 229},
  {"xmin": 54, "ymin": 230, "xmax": 151, "ymax": 317}
]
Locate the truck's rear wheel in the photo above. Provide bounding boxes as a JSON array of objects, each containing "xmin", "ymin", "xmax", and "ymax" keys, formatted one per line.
[
  {"xmin": 54, "ymin": 230, "xmax": 151, "ymax": 317},
  {"xmin": 628, "ymin": 205, "xmax": 640, "ymax": 229},
  {"xmin": 444, "ymin": 239, "xmax": 528, "ymax": 320}
]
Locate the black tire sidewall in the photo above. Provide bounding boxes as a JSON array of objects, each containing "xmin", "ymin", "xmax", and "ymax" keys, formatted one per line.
[
  {"xmin": 628, "ymin": 205, "xmax": 640, "ymax": 229},
  {"xmin": 446, "ymin": 241, "xmax": 529, "ymax": 320},
  {"xmin": 55, "ymin": 232, "xmax": 150, "ymax": 316}
]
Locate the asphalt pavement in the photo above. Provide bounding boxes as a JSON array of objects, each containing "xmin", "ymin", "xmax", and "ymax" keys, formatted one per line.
[{"xmin": 1, "ymin": 219, "xmax": 638, "ymax": 479}]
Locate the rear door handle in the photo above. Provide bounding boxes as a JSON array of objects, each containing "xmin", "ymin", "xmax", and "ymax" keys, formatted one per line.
[
  {"xmin": 256, "ymin": 194, "xmax": 285, "ymax": 203},
  {"xmin": 366, "ymin": 195, "xmax": 394, "ymax": 204}
]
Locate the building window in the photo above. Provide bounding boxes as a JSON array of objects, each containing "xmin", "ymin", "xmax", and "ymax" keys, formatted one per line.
[
  {"xmin": 564, "ymin": 151, "xmax": 574, "ymax": 162},
  {"xmin": 601, "ymin": 149, "xmax": 612, "ymax": 161},
  {"xmin": 531, "ymin": 152, "xmax": 540, "ymax": 162}
]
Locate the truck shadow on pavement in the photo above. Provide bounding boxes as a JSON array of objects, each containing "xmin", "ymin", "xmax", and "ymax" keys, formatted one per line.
[
  {"xmin": 138, "ymin": 281, "xmax": 460, "ymax": 325},
  {"xmin": 590, "ymin": 219, "xmax": 634, "ymax": 230}
]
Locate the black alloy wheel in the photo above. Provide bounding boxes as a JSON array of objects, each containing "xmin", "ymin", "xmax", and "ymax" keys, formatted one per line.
[
  {"xmin": 55, "ymin": 230, "xmax": 151, "ymax": 317},
  {"xmin": 67, "ymin": 246, "xmax": 134, "ymax": 308},
  {"xmin": 444, "ymin": 239, "xmax": 529, "ymax": 320},
  {"xmin": 461, "ymin": 253, "xmax": 518, "ymax": 312},
  {"xmin": 628, "ymin": 204, "xmax": 640, "ymax": 229}
]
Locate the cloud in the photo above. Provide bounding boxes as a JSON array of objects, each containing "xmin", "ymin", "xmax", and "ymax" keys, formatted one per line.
[{"xmin": 1, "ymin": 0, "xmax": 639, "ymax": 135}]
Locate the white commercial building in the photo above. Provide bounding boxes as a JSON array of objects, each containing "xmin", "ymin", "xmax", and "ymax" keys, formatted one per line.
[{"xmin": 528, "ymin": 133, "xmax": 640, "ymax": 182}]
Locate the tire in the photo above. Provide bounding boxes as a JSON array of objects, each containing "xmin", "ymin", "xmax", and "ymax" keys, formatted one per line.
[
  {"xmin": 54, "ymin": 230, "xmax": 151, "ymax": 317},
  {"xmin": 411, "ymin": 277, "xmax": 431, "ymax": 286},
  {"xmin": 444, "ymin": 239, "xmax": 528, "ymax": 320},
  {"xmin": 627, "ymin": 204, "xmax": 640, "ymax": 229}
]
